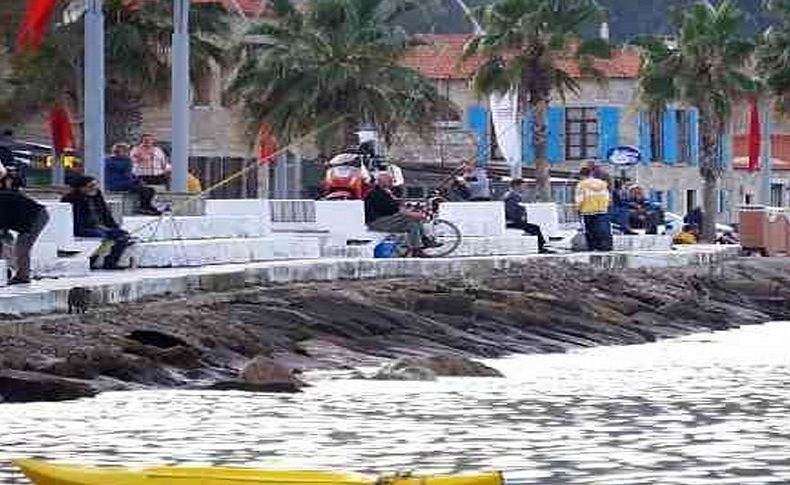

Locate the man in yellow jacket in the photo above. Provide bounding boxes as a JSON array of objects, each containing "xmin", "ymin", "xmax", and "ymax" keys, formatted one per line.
[{"xmin": 575, "ymin": 166, "xmax": 612, "ymax": 251}]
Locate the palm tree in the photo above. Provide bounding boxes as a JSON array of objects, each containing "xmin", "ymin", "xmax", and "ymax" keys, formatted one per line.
[
  {"xmin": 9, "ymin": 0, "xmax": 233, "ymax": 146},
  {"xmin": 227, "ymin": 0, "xmax": 456, "ymax": 154},
  {"xmin": 634, "ymin": 1, "xmax": 756, "ymax": 242},
  {"xmin": 462, "ymin": 0, "xmax": 609, "ymax": 202},
  {"xmin": 758, "ymin": 0, "xmax": 790, "ymax": 112}
]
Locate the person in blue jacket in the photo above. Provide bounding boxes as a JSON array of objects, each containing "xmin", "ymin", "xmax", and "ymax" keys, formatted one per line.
[{"xmin": 105, "ymin": 143, "xmax": 160, "ymax": 215}]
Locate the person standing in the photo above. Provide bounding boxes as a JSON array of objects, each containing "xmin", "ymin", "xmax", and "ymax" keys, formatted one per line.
[
  {"xmin": 0, "ymin": 161, "xmax": 49, "ymax": 284},
  {"xmin": 61, "ymin": 176, "xmax": 132, "ymax": 269},
  {"xmin": 502, "ymin": 179, "xmax": 549, "ymax": 253},
  {"xmin": 575, "ymin": 166, "xmax": 612, "ymax": 251},
  {"xmin": 130, "ymin": 134, "xmax": 171, "ymax": 186},
  {"xmin": 105, "ymin": 143, "xmax": 161, "ymax": 215}
]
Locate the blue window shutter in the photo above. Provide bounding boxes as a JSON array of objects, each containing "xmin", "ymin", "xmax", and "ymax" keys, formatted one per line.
[
  {"xmin": 718, "ymin": 189, "xmax": 726, "ymax": 213},
  {"xmin": 663, "ymin": 109, "xmax": 679, "ymax": 165},
  {"xmin": 721, "ymin": 132, "xmax": 733, "ymax": 169},
  {"xmin": 689, "ymin": 109, "xmax": 699, "ymax": 166},
  {"xmin": 522, "ymin": 108, "xmax": 535, "ymax": 166},
  {"xmin": 547, "ymin": 106, "xmax": 565, "ymax": 163},
  {"xmin": 466, "ymin": 105, "xmax": 489, "ymax": 164},
  {"xmin": 667, "ymin": 190, "xmax": 677, "ymax": 213},
  {"xmin": 598, "ymin": 106, "xmax": 620, "ymax": 160},
  {"xmin": 638, "ymin": 111, "xmax": 652, "ymax": 164}
]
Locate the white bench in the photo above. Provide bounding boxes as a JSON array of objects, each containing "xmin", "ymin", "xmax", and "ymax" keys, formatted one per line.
[
  {"xmin": 438, "ymin": 202, "xmax": 506, "ymax": 237},
  {"xmin": 524, "ymin": 203, "xmax": 562, "ymax": 239}
]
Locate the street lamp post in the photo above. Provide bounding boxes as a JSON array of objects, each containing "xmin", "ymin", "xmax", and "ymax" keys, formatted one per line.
[
  {"xmin": 760, "ymin": 97, "xmax": 773, "ymax": 206},
  {"xmin": 84, "ymin": 0, "xmax": 105, "ymax": 187},
  {"xmin": 171, "ymin": 0, "xmax": 190, "ymax": 193}
]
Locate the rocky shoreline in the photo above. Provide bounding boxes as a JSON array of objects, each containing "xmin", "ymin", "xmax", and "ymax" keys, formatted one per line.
[{"xmin": 1, "ymin": 258, "xmax": 789, "ymax": 403}]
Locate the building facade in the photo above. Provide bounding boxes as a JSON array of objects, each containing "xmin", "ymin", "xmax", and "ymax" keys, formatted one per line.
[{"xmin": 399, "ymin": 34, "xmax": 790, "ymax": 222}]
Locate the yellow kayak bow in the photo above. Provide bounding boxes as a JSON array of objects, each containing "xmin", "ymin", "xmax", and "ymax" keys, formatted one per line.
[{"xmin": 14, "ymin": 459, "xmax": 504, "ymax": 485}]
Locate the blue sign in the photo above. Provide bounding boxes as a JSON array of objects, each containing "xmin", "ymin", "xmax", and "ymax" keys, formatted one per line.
[{"xmin": 607, "ymin": 145, "xmax": 641, "ymax": 166}]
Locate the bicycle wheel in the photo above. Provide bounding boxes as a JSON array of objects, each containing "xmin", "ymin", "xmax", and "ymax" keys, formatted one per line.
[{"xmin": 421, "ymin": 218, "xmax": 462, "ymax": 258}]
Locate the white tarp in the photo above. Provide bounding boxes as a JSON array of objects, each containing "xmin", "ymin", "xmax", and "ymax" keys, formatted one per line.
[{"xmin": 489, "ymin": 90, "xmax": 522, "ymax": 177}]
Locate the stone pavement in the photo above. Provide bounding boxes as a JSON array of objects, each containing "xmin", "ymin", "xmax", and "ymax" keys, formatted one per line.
[{"xmin": 0, "ymin": 245, "xmax": 740, "ymax": 317}]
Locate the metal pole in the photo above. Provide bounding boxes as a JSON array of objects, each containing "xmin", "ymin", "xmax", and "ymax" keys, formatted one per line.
[
  {"xmin": 52, "ymin": 154, "xmax": 65, "ymax": 185},
  {"xmin": 171, "ymin": 0, "xmax": 190, "ymax": 193},
  {"xmin": 760, "ymin": 97, "xmax": 773, "ymax": 206},
  {"xmin": 84, "ymin": 0, "xmax": 105, "ymax": 188}
]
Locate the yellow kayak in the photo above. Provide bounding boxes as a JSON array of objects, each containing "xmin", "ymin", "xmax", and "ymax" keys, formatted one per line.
[{"xmin": 14, "ymin": 459, "xmax": 504, "ymax": 485}]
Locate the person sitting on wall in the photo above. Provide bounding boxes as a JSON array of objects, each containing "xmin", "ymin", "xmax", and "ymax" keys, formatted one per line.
[
  {"xmin": 0, "ymin": 160, "xmax": 50, "ymax": 284},
  {"xmin": 365, "ymin": 172, "xmax": 432, "ymax": 257},
  {"xmin": 627, "ymin": 185, "xmax": 663, "ymax": 235},
  {"xmin": 502, "ymin": 178, "xmax": 550, "ymax": 253},
  {"xmin": 456, "ymin": 159, "xmax": 491, "ymax": 201},
  {"xmin": 105, "ymin": 142, "xmax": 161, "ymax": 215},
  {"xmin": 610, "ymin": 178, "xmax": 632, "ymax": 234},
  {"xmin": 130, "ymin": 133, "xmax": 171, "ymax": 186},
  {"xmin": 61, "ymin": 176, "xmax": 133, "ymax": 270}
]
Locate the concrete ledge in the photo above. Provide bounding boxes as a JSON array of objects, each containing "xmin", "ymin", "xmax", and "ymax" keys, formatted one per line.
[
  {"xmin": 124, "ymin": 236, "xmax": 322, "ymax": 268},
  {"xmin": 452, "ymin": 236, "xmax": 539, "ymax": 257},
  {"xmin": 612, "ymin": 235, "xmax": 673, "ymax": 252},
  {"xmin": 0, "ymin": 260, "xmax": 6, "ymax": 287},
  {"xmin": 0, "ymin": 245, "xmax": 740, "ymax": 316},
  {"xmin": 438, "ymin": 202, "xmax": 507, "ymax": 237},
  {"xmin": 123, "ymin": 215, "xmax": 268, "ymax": 241}
]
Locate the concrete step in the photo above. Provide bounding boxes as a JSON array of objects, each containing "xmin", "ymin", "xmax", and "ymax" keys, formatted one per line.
[
  {"xmin": 123, "ymin": 215, "xmax": 268, "ymax": 241},
  {"xmin": 452, "ymin": 236, "xmax": 540, "ymax": 257},
  {"xmin": 122, "ymin": 236, "xmax": 322, "ymax": 268},
  {"xmin": 321, "ymin": 243, "xmax": 375, "ymax": 259},
  {"xmin": 32, "ymin": 255, "xmax": 91, "ymax": 278}
]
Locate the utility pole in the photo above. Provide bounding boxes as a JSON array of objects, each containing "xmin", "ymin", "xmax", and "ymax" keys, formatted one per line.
[
  {"xmin": 760, "ymin": 97, "xmax": 773, "ymax": 206},
  {"xmin": 171, "ymin": 0, "xmax": 190, "ymax": 193},
  {"xmin": 84, "ymin": 0, "xmax": 105, "ymax": 187}
]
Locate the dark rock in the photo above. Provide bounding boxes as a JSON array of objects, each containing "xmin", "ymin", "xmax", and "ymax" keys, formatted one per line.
[
  {"xmin": 239, "ymin": 355, "xmax": 305, "ymax": 388},
  {"xmin": 126, "ymin": 330, "xmax": 188, "ymax": 349},
  {"xmin": 205, "ymin": 381, "xmax": 302, "ymax": 393},
  {"xmin": 373, "ymin": 354, "xmax": 503, "ymax": 380},
  {"xmin": 0, "ymin": 370, "xmax": 98, "ymax": 403}
]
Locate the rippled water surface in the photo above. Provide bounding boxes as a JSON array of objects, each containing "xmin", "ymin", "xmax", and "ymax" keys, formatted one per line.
[{"xmin": 3, "ymin": 322, "xmax": 790, "ymax": 484}]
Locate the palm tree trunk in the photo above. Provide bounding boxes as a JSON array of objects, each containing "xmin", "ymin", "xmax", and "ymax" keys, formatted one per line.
[
  {"xmin": 699, "ymin": 121, "xmax": 719, "ymax": 243},
  {"xmin": 532, "ymin": 98, "xmax": 552, "ymax": 202}
]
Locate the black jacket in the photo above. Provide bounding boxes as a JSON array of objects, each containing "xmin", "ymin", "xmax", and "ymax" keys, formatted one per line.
[
  {"xmin": 0, "ymin": 189, "xmax": 45, "ymax": 233},
  {"xmin": 61, "ymin": 190, "xmax": 118, "ymax": 235}
]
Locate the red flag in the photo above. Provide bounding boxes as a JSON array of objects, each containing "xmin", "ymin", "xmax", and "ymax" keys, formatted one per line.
[
  {"xmin": 49, "ymin": 105, "xmax": 74, "ymax": 155},
  {"xmin": 258, "ymin": 124, "xmax": 278, "ymax": 165},
  {"xmin": 17, "ymin": 0, "xmax": 60, "ymax": 51},
  {"xmin": 747, "ymin": 96, "xmax": 761, "ymax": 172}
]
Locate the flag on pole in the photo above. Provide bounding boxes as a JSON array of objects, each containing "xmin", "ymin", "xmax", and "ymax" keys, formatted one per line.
[
  {"xmin": 48, "ymin": 105, "xmax": 74, "ymax": 155},
  {"xmin": 17, "ymin": 0, "xmax": 60, "ymax": 51},
  {"xmin": 258, "ymin": 124, "xmax": 278, "ymax": 165},
  {"xmin": 747, "ymin": 96, "xmax": 761, "ymax": 172}
]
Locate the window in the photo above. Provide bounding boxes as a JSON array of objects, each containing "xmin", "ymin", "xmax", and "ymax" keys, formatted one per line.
[
  {"xmin": 653, "ymin": 191, "xmax": 665, "ymax": 206},
  {"xmin": 686, "ymin": 189, "xmax": 697, "ymax": 213},
  {"xmin": 677, "ymin": 110, "xmax": 692, "ymax": 163},
  {"xmin": 771, "ymin": 183, "xmax": 785, "ymax": 208},
  {"xmin": 565, "ymin": 107, "xmax": 598, "ymax": 160}
]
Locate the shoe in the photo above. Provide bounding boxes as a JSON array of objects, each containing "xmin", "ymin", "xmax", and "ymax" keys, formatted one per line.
[
  {"xmin": 423, "ymin": 240, "xmax": 444, "ymax": 249},
  {"xmin": 137, "ymin": 208, "xmax": 162, "ymax": 216},
  {"xmin": 8, "ymin": 275, "xmax": 31, "ymax": 285}
]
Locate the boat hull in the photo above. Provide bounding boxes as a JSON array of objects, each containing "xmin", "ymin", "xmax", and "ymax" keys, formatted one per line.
[{"xmin": 14, "ymin": 459, "xmax": 504, "ymax": 485}]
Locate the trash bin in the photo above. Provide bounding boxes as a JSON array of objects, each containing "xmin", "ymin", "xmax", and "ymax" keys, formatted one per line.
[
  {"xmin": 766, "ymin": 208, "xmax": 787, "ymax": 256},
  {"xmin": 739, "ymin": 205, "xmax": 769, "ymax": 253}
]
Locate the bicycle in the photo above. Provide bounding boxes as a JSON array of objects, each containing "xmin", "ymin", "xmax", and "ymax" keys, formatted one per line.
[{"xmin": 381, "ymin": 192, "xmax": 462, "ymax": 258}]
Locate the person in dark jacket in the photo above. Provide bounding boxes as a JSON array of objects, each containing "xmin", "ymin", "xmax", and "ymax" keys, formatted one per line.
[
  {"xmin": 61, "ymin": 176, "xmax": 132, "ymax": 269},
  {"xmin": 105, "ymin": 143, "xmax": 160, "ymax": 215},
  {"xmin": 0, "ymin": 162, "xmax": 49, "ymax": 284},
  {"xmin": 502, "ymin": 179, "xmax": 549, "ymax": 253}
]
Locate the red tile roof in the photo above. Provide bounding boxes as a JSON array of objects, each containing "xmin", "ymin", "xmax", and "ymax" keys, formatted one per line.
[
  {"xmin": 401, "ymin": 34, "xmax": 642, "ymax": 80},
  {"xmin": 733, "ymin": 134, "xmax": 790, "ymax": 171}
]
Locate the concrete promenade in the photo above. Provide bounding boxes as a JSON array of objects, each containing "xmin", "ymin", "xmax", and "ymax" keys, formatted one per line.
[{"xmin": 0, "ymin": 245, "xmax": 739, "ymax": 316}]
